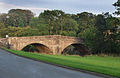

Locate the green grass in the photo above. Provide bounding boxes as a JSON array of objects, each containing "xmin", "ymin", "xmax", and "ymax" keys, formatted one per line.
[{"xmin": 6, "ymin": 49, "xmax": 120, "ymax": 77}]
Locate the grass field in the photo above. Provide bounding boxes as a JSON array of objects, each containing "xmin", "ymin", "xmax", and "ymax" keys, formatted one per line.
[{"xmin": 6, "ymin": 49, "xmax": 120, "ymax": 77}]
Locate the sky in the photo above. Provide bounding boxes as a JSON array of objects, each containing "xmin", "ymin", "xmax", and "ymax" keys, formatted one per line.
[{"xmin": 0, "ymin": 0, "xmax": 117, "ymax": 16}]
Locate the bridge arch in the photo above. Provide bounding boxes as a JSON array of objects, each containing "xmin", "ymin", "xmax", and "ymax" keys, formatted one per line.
[
  {"xmin": 22, "ymin": 43, "xmax": 53, "ymax": 54},
  {"xmin": 61, "ymin": 42, "xmax": 90, "ymax": 56}
]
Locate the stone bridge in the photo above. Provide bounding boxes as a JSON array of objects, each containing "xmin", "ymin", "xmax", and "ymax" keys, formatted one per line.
[{"xmin": 0, "ymin": 35, "xmax": 89, "ymax": 55}]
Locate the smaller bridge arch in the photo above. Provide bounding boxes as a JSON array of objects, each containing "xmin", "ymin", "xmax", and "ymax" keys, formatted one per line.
[
  {"xmin": 61, "ymin": 42, "xmax": 89, "ymax": 56},
  {"xmin": 22, "ymin": 43, "xmax": 53, "ymax": 54},
  {"xmin": 19, "ymin": 42, "xmax": 51, "ymax": 51}
]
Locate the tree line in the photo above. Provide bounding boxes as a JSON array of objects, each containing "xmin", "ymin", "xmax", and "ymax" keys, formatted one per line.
[{"xmin": 0, "ymin": 0, "xmax": 120, "ymax": 55}]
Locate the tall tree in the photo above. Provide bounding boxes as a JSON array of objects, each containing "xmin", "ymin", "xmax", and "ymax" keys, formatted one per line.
[
  {"xmin": 0, "ymin": 22, "xmax": 7, "ymax": 38},
  {"xmin": 30, "ymin": 17, "xmax": 49, "ymax": 35},
  {"xmin": 0, "ymin": 13, "xmax": 10, "ymax": 27},
  {"xmin": 39, "ymin": 10, "xmax": 78, "ymax": 36},
  {"xmin": 72, "ymin": 12, "xmax": 96, "ymax": 36},
  {"xmin": 113, "ymin": 0, "xmax": 120, "ymax": 15},
  {"xmin": 8, "ymin": 9, "xmax": 34, "ymax": 27},
  {"xmin": 104, "ymin": 13, "xmax": 120, "ymax": 54}
]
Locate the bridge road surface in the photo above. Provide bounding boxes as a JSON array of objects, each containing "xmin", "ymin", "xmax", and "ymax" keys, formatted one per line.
[{"xmin": 0, "ymin": 49, "xmax": 102, "ymax": 78}]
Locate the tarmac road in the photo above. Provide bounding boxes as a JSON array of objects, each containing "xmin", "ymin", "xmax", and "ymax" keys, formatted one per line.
[{"xmin": 0, "ymin": 49, "xmax": 102, "ymax": 78}]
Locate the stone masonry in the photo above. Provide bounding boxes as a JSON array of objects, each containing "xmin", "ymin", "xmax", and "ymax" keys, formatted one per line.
[{"xmin": 6, "ymin": 35, "xmax": 84, "ymax": 54}]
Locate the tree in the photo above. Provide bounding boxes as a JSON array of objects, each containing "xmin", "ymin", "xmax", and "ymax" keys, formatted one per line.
[
  {"xmin": 60, "ymin": 18, "xmax": 78, "ymax": 36},
  {"xmin": 78, "ymin": 26, "xmax": 98, "ymax": 53},
  {"xmin": 30, "ymin": 17, "xmax": 49, "ymax": 35},
  {"xmin": 0, "ymin": 13, "xmax": 10, "ymax": 27},
  {"xmin": 72, "ymin": 12, "xmax": 96, "ymax": 36},
  {"xmin": 104, "ymin": 14, "xmax": 120, "ymax": 54},
  {"xmin": 39, "ymin": 10, "xmax": 66, "ymax": 35},
  {"xmin": 113, "ymin": 0, "xmax": 120, "ymax": 15},
  {"xmin": 8, "ymin": 9, "xmax": 34, "ymax": 27},
  {"xmin": 6, "ymin": 26, "xmax": 41, "ymax": 37},
  {"xmin": 0, "ymin": 22, "xmax": 7, "ymax": 38},
  {"xmin": 38, "ymin": 10, "xmax": 78, "ymax": 36},
  {"xmin": 93, "ymin": 14, "xmax": 107, "ymax": 53}
]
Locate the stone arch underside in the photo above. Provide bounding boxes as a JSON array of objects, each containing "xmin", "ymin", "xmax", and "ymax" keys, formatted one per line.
[
  {"xmin": 61, "ymin": 43, "xmax": 90, "ymax": 56},
  {"xmin": 15, "ymin": 41, "xmax": 53, "ymax": 54},
  {"xmin": 22, "ymin": 43, "xmax": 53, "ymax": 54}
]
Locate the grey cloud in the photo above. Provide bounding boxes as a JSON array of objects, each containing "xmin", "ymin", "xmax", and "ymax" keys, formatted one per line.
[{"xmin": 0, "ymin": 0, "xmax": 116, "ymax": 15}]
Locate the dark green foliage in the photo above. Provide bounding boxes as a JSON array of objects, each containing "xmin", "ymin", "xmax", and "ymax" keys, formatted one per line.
[
  {"xmin": 0, "ymin": 22, "xmax": 8, "ymax": 38},
  {"xmin": 0, "ymin": 9, "xmax": 34, "ymax": 27},
  {"xmin": 71, "ymin": 12, "xmax": 96, "ymax": 35},
  {"xmin": 113, "ymin": 0, "xmax": 120, "ymax": 15},
  {"xmin": 37, "ymin": 10, "xmax": 79, "ymax": 36}
]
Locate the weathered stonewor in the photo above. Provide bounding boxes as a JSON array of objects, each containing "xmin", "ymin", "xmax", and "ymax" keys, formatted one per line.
[
  {"xmin": 5, "ymin": 35, "xmax": 87, "ymax": 55},
  {"xmin": 0, "ymin": 38, "xmax": 8, "ymax": 48}
]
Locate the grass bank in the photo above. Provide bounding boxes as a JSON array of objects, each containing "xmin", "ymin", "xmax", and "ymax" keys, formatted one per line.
[{"xmin": 6, "ymin": 49, "xmax": 120, "ymax": 77}]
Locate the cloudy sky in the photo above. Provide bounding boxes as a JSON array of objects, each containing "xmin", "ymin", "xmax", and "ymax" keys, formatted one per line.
[{"xmin": 0, "ymin": 0, "xmax": 117, "ymax": 16}]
